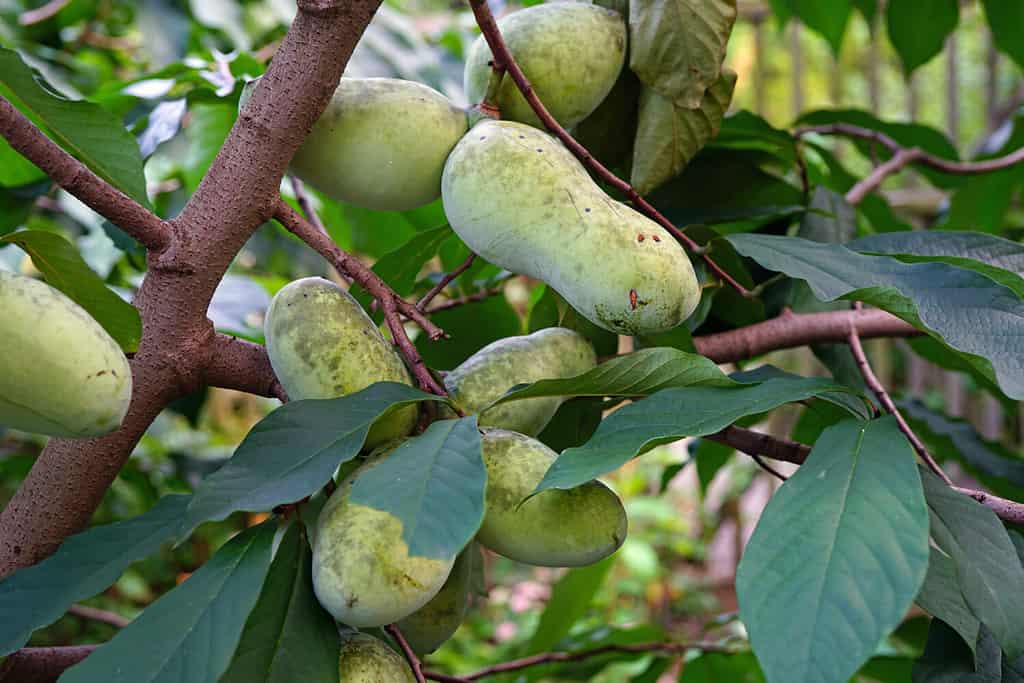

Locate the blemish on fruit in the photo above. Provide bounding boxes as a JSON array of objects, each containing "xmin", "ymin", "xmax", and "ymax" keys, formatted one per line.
[
  {"xmin": 652, "ymin": 235, "xmax": 661, "ymax": 242},
  {"xmin": 629, "ymin": 288, "xmax": 638, "ymax": 310},
  {"xmin": 637, "ymin": 234, "xmax": 645, "ymax": 242}
]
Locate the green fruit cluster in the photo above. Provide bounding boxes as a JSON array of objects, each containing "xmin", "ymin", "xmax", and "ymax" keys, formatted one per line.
[{"xmin": 0, "ymin": 272, "xmax": 131, "ymax": 438}]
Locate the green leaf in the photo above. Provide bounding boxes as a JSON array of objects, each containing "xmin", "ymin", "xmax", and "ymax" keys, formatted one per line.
[
  {"xmin": 181, "ymin": 383, "xmax": 446, "ymax": 536},
  {"xmin": 219, "ymin": 524, "xmax": 339, "ymax": 683},
  {"xmin": 982, "ymin": 1, "xmax": 1024, "ymax": 71},
  {"xmin": 183, "ymin": 101, "xmax": 235, "ymax": 193},
  {"xmin": 912, "ymin": 619, "xmax": 980, "ymax": 682},
  {"xmin": 416, "ymin": 295, "xmax": 522, "ymax": 370},
  {"xmin": 527, "ymin": 554, "xmax": 616, "ymax": 653},
  {"xmin": 491, "ymin": 347, "xmax": 737, "ymax": 408},
  {"xmin": 801, "ymin": 186, "xmax": 857, "ymax": 244},
  {"xmin": 736, "ymin": 418, "xmax": 930, "ymax": 683},
  {"xmin": 0, "ymin": 182, "xmax": 48, "ymax": 236},
  {"xmin": 627, "ymin": 0, "xmax": 737, "ymax": 108},
  {"xmin": 849, "ymin": 230, "xmax": 1024, "ymax": 298},
  {"xmin": 536, "ymin": 397, "xmax": 604, "ymax": 453},
  {"xmin": 0, "ymin": 494, "xmax": 190, "ymax": 655},
  {"xmin": 712, "ymin": 111, "xmax": 797, "ymax": 166},
  {"xmin": 0, "ymin": 48, "xmax": 148, "ymax": 206},
  {"xmin": 940, "ymin": 170, "xmax": 1024, "ymax": 234},
  {"xmin": 61, "ymin": 521, "xmax": 276, "ymax": 683},
  {"xmin": 915, "ymin": 548, "xmax": 980, "ymax": 657},
  {"xmin": 695, "ymin": 438, "xmax": 733, "ymax": 495},
  {"xmin": 631, "ymin": 69, "xmax": 737, "ymax": 195},
  {"xmin": 921, "ymin": 469, "xmax": 1024, "ymax": 659},
  {"xmin": 348, "ymin": 416, "xmax": 486, "ymax": 560},
  {"xmin": 727, "ymin": 234, "xmax": 1024, "ymax": 399},
  {"xmin": 679, "ymin": 651, "xmax": 765, "ymax": 682},
  {"xmin": 0, "ymin": 230, "xmax": 141, "ymax": 352},
  {"xmin": 787, "ymin": 0, "xmax": 853, "ymax": 57},
  {"xmin": 535, "ymin": 374, "xmax": 860, "ymax": 493},
  {"xmin": 352, "ymin": 225, "xmax": 452, "ymax": 312},
  {"xmin": 886, "ymin": 0, "xmax": 958, "ymax": 73}
]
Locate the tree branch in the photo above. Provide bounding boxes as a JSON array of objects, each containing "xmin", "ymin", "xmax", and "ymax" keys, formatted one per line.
[
  {"xmin": 67, "ymin": 604, "xmax": 131, "ymax": 629},
  {"xmin": 464, "ymin": 0, "xmax": 750, "ymax": 297},
  {"xmin": 845, "ymin": 147, "xmax": 923, "ymax": 206},
  {"xmin": 417, "ymin": 253, "xmax": 476, "ymax": 311},
  {"xmin": 204, "ymin": 334, "xmax": 287, "ymax": 402},
  {"xmin": 0, "ymin": 646, "xmax": 95, "ymax": 683},
  {"xmin": 0, "ymin": 97, "xmax": 171, "ymax": 252},
  {"xmin": 385, "ymin": 624, "xmax": 427, "ymax": 683},
  {"xmin": 693, "ymin": 307, "xmax": 918, "ymax": 364}
]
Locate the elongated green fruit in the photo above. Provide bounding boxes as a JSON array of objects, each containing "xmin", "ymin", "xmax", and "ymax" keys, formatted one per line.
[
  {"xmin": 477, "ymin": 429, "xmax": 627, "ymax": 567},
  {"xmin": 337, "ymin": 633, "xmax": 415, "ymax": 682},
  {"xmin": 264, "ymin": 277, "xmax": 416, "ymax": 448},
  {"xmin": 0, "ymin": 272, "xmax": 131, "ymax": 437},
  {"xmin": 286, "ymin": 77, "xmax": 468, "ymax": 211},
  {"xmin": 443, "ymin": 120, "xmax": 700, "ymax": 334},
  {"xmin": 444, "ymin": 327, "xmax": 596, "ymax": 435},
  {"xmin": 396, "ymin": 542, "xmax": 474, "ymax": 655},
  {"xmin": 313, "ymin": 449, "xmax": 456, "ymax": 627},
  {"xmin": 464, "ymin": 3, "xmax": 626, "ymax": 129}
]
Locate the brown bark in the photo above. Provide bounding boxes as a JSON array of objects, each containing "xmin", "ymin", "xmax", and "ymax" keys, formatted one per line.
[{"xmin": 0, "ymin": 646, "xmax": 95, "ymax": 683}]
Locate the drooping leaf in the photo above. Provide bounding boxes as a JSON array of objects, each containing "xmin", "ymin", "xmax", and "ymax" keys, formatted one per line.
[
  {"xmin": 630, "ymin": 69, "xmax": 737, "ymax": 195},
  {"xmin": 61, "ymin": 521, "xmax": 276, "ymax": 683},
  {"xmin": 727, "ymin": 234, "xmax": 1024, "ymax": 399},
  {"xmin": 491, "ymin": 347, "xmax": 737, "ymax": 409},
  {"xmin": 351, "ymin": 225, "xmax": 453, "ymax": 314},
  {"xmin": 915, "ymin": 547, "xmax": 980, "ymax": 657},
  {"xmin": 801, "ymin": 186, "xmax": 857, "ymax": 244},
  {"xmin": 0, "ymin": 48, "xmax": 148, "ymax": 206},
  {"xmin": 921, "ymin": 469, "xmax": 1024, "ymax": 659},
  {"xmin": 711, "ymin": 111, "xmax": 797, "ymax": 166},
  {"xmin": 416, "ymin": 294, "xmax": 522, "ymax": 370},
  {"xmin": 535, "ymin": 374, "xmax": 861, "ymax": 493},
  {"xmin": 536, "ymin": 397, "xmax": 604, "ymax": 453},
  {"xmin": 0, "ymin": 494, "xmax": 190, "ymax": 656},
  {"xmin": 181, "ymin": 383, "xmax": 446, "ymax": 536},
  {"xmin": 887, "ymin": 0, "xmax": 959, "ymax": 73},
  {"xmin": 781, "ymin": 0, "xmax": 853, "ymax": 57},
  {"xmin": 912, "ymin": 619, "xmax": 981, "ymax": 683},
  {"xmin": 694, "ymin": 438, "xmax": 733, "ymax": 495},
  {"xmin": 0, "ymin": 230, "xmax": 141, "ymax": 351},
  {"xmin": 219, "ymin": 524, "xmax": 339, "ymax": 683},
  {"xmin": 348, "ymin": 416, "xmax": 486, "ymax": 559},
  {"xmin": 982, "ymin": 1, "xmax": 1024, "ymax": 71},
  {"xmin": 628, "ymin": 0, "xmax": 737, "ymax": 108},
  {"xmin": 736, "ymin": 418, "xmax": 930, "ymax": 683},
  {"xmin": 526, "ymin": 554, "xmax": 616, "ymax": 653},
  {"xmin": 183, "ymin": 101, "xmax": 235, "ymax": 193},
  {"xmin": 0, "ymin": 182, "xmax": 48, "ymax": 236}
]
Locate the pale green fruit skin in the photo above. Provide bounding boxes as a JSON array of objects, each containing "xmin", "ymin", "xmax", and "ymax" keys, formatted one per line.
[
  {"xmin": 312, "ymin": 451, "xmax": 455, "ymax": 627},
  {"xmin": 443, "ymin": 120, "xmax": 700, "ymax": 335},
  {"xmin": 0, "ymin": 272, "xmax": 131, "ymax": 437},
  {"xmin": 396, "ymin": 542, "xmax": 474, "ymax": 655},
  {"xmin": 337, "ymin": 633, "xmax": 415, "ymax": 683},
  {"xmin": 264, "ymin": 277, "xmax": 417, "ymax": 449},
  {"xmin": 464, "ymin": 3, "xmax": 626, "ymax": 129},
  {"xmin": 289, "ymin": 77, "xmax": 468, "ymax": 211},
  {"xmin": 477, "ymin": 429, "xmax": 627, "ymax": 567},
  {"xmin": 444, "ymin": 327, "xmax": 596, "ymax": 436}
]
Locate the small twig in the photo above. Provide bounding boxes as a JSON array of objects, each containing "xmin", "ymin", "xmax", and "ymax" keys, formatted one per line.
[
  {"xmin": 67, "ymin": 604, "xmax": 130, "ymax": 629},
  {"xmin": 422, "ymin": 287, "xmax": 504, "ymax": 315},
  {"xmin": 465, "ymin": 0, "xmax": 750, "ymax": 298},
  {"xmin": 18, "ymin": 0, "xmax": 70, "ymax": 25},
  {"xmin": 288, "ymin": 176, "xmax": 328, "ymax": 235},
  {"xmin": 750, "ymin": 454, "xmax": 788, "ymax": 481},
  {"xmin": 417, "ymin": 254, "xmax": 477, "ymax": 311},
  {"xmin": 386, "ymin": 624, "xmax": 427, "ymax": 683},
  {"xmin": 424, "ymin": 641, "xmax": 737, "ymax": 681},
  {"xmin": 847, "ymin": 304, "xmax": 953, "ymax": 485},
  {"xmin": 845, "ymin": 147, "xmax": 923, "ymax": 206}
]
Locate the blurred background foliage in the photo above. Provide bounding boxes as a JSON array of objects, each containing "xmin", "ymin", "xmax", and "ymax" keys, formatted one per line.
[{"xmin": 0, "ymin": 0, "xmax": 1021, "ymax": 680}]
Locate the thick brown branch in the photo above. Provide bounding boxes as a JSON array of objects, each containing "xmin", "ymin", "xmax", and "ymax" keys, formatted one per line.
[
  {"xmin": 0, "ymin": 97, "xmax": 170, "ymax": 252},
  {"xmin": 954, "ymin": 488, "xmax": 1024, "ymax": 526},
  {"xmin": 204, "ymin": 334, "xmax": 287, "ymax": 402},
  {"xmin": 693, "ymin": 307, "xmax": 918, "ymax": 364},
  {"xmin": 0, "ymin": 646, "xmax": 95, "ymax": 683},
  {"xmin": 710, "ymin": 425, "xmax": 809, "ymax": 465},
  {"xmin": 464, "ymin": 0, "xmax": 749, "ymax": 297}
]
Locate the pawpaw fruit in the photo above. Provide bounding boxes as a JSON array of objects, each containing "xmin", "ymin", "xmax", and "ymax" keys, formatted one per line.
[
  {"xmin": 312, "ymin": 448, "xmax": 455, "ymax": 627},
  {"xmin": 444, "ymin": 327, "xmax": 596, "ymax": 435},
  {"xmin": 264, "ymin": 277, "xmax": 417, "ymax": 449},
  {"xmin": 278, "ymin": 77, "xmax": 467, "ymax": 211},
  {"xmin": 477, "ymin": 428, "xmax": 627, "ymax": 567},
  {"xmin": 0, "ymin": 272, "xmax": 131, "ymax": 437},
  {"xmin": 337, "ymin": 632, "xmax": 415, "ymax": 682},
  {"xmin": 396, "ymin": 542, "xmax": 475, "ymax": 655},
  {"xmin": 464, "ymin": 3, "xmax": 626, "ymax": 129},
  {"xmin": 442, "ymin": 120, "xmax": 700, "ymax": 335}
]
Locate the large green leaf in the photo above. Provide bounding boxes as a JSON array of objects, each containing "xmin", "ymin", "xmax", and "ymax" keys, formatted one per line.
[
  {"xmin": 736, "ymin": 418, "xmax": 930, "ymax": 683},
  {"xmin": 982, "ymin": 1, "xmax": 1024, "ymax": 71},
  {"xmin": 352, "ymin": 225, "xmax": 452, "ymax": 314},
  {"xmin": 181, "ymin": 383, "xmax": 446, "ymax": 536},
  {"xmin": 348, "ymin": 416, "xmax": 486, "ymax": 560},
  {"xmin": 849, "ymin": 231, "xmax": 1024, "ymax": 298},
  {"xmin": 535, "ymin": 374, "xmax": 860, "ymax": 493},
  {"xmin": 916, "ymin": 548, "xmax": 980, "ymax": 658},
  {"xmin": 627, "ymin": 0, "xmax": 737, "ymax": 109},
  {"xmin": 219, "ymin": 524, "xmax": 339, "ymax": 683},
  {"xmin": 0, "ymin": 494, "xmax": 190, "ymax": 655},
  {"xmin": 886, "ymin": 0, "xmax": 959, "ymax": 73},
  {"xmin": 61, "ymin": 521, "xmax": 276, "ymax": 683},
  {"xmin": 526, "ymin": 554, "xmax": 616, "ymax": 653},
  {"xmin": 727, "ymin": 234, "xmax": 1024, "ymax": 399},
  {"xmin": 921, "ymin": 469, "xmax": 1024, "ymax": 659},
  {"xmin": 490, "ymin": 347, "xmax": 736, "ymax": 409},
  {"xmin": 680, "ymin": 652, "xmax": 765, "ymax": 682},
  {"xmin": 0, "ymin": 48, "xmax": 148, "ymax": 206},
  {"xmin": 630, "ymin": 69, "xmax": 736, "ymax": 196},
  {"xmin": 912, "ymin": 619, "xmax": 981, "ymax": 682},
  {"xmin": 1, "ymin": 230, "xmax": 141, "ymax": 351},
  {"xmin": 777, "ymin": 0, "xmax": 853, "ymax": 57}
]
